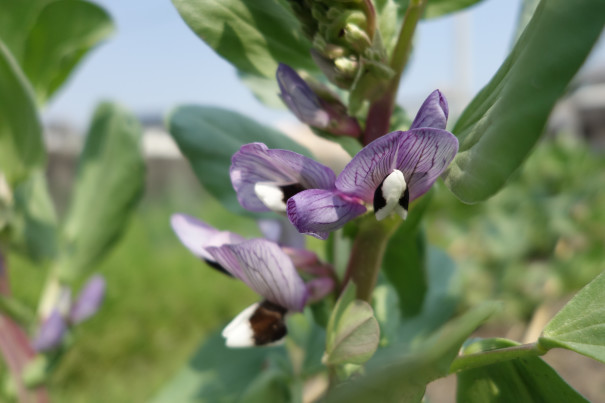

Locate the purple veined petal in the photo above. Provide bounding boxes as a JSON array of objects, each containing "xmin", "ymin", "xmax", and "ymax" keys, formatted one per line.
[
  {"xmin": 277, "ymin": 64, "xmax": 330, "ymax": 128},
  {"xmin": 170, "ymin": 214, "xmax": 244, "ymax": 261},
  {"xmin": 32, "ymin": 310, "xmax": 66, "ymax": 352},
  {"xmin": 70, "ymin": 275, "xmax": 106, "ymax": 324},
  {"xmin": 208, "ymin": 239, "xmax": 308, "ymax": 312},
  {"xmin": 306, "ymin": 277, "xmax": 335, "ymax": 303},
  {"xmin": 257, "ymin": 217, "xmax": 305, "ymax": 249},
  {"xmin": 335, "ymin": 131, "xmax": 402, "ymax": 202},
  {"xmin": 410, "ymin": 90, "xmax": 449, "ymax": 130},
  {"xmin": 230, "ymin": 143, "xmax": 336, "ymax": 212},
  {"xmin": 395, "ymin": 128, "xmax": 459, "ymax": 201},
  {"xmin": 287, "ymin": 189, "xmax": 366, "ymax": 240}
]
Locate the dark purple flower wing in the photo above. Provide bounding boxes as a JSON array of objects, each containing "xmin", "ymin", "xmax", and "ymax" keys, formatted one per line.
[{"xmin": 410, "ymin": 90, "xmax": 449, "ymax": 130}]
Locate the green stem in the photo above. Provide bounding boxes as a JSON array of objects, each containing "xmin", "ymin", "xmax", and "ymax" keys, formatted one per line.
[
  {"xmin": 342, "ymin": 215, "xmax": 400, "ymax": 302},
  {"xmin": 449, "ymin": 342, "xmax": 547, "ymax": 373},
  {"xmin": 363, "ymin": 0, "xmax": 427, "ymax": 145},
  {"xmin": 0, "ymin": 296, "xmax": 35, "ymax": 326}
]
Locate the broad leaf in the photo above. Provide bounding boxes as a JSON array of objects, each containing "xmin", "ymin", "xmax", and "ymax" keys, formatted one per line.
[
  {"xmin": 0, "ymin": 40, "xmax": 44, "ymax": 185},
  {"xmin": 539, "ymin": 270, "xmax": 605, "ymax": 363},
  {"xmin": 325, "ymin": 283, "xmax": 380, "ymax": 366},
  {"xmin": 444, "ymin": 0, "xmax": 605, "ymax": 203},
  {"xmin": 326, "ymin": 302, "xmax": 499, "ymax": 403},
  {"xmin": 172, "ymin": 0, "xmax": 316, "ymax": 78},
  {"xmin": 167, "ymin": 105, "xmax": 313, "ymax": 215},
  {"xmin": 151, "ymin": 331, "xmax": 289, "ymax": 403},
  {"xmin": 59, "ymin": 103, "xmax": 144, "ymax": 281},
  {"xmin": 424, "ymin": 0, "xmax": 486, "ymax": 19},
  {"xmin": 22, "ymin": 0, "xmax": 114, "ymax": 103},
  {"xmin": 456, "ymin": 338, "xmax": 587, "ymax": 402},
  {"xmin": 0, "ymin": 0, "xmax": 51, "ymax": 62}
]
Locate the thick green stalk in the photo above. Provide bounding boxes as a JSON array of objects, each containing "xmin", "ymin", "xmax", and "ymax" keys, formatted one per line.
[
  {"xmin": 364, "ymin": 0, "xmax": 427, "ymax": 145},
  {"xmin": 343, "ymin": 215, "xmax": 400, "ymax": 302},
  {"xmin": 449, "ymin": 342, "xmax": 547, "ymax": 373}
]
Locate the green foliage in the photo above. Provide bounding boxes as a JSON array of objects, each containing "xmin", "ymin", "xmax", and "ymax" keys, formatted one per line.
[
  {"xmin": 540, "ymin": 270, "xmax": 605, "ymax": 364},
  {"xmin": 59, "ymin": 103, "xmax": 145, "ymax": 281},
  {"xmin": 22, "ymin": 0, "xmax": 114, "ymax": 103},
  {"xmin": 423, "ymin": 0, "xmax": 486, "ymax": 19},
  {"xmin": 167, "ymin": 105, "xmax": 313, "ymax": 215},
  {"xmin": 444, "ymin": 0, "xmax": 605, "ymax": 203},
  {"xmin": 0, "ymin": 40, "xmax": 44, "ymax": 185},
  {"xmin": 172, "ymin": 0, "xmax": 317, "ymax": 78},
  {"xmin": 325, "ymin": 283, "xmax": 380, "ymax": 366},
  {"xmin": 456, "ymin": 338, "xmax": 587, "ymax": 402}
]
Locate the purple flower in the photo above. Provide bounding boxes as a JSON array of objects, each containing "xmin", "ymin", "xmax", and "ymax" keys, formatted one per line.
[
  {"xmin": 70, "ymin": 275, "xmax": 106, "ymax": 324},
  {"xmin": 32, "ymin": 310, "xmax": 67, "ymax": 352},
  {"xmin": 230, "ymin": 143, "xmax": 336, "ymax": 213},
  {"xmin": 285, "ymin": 90, "xmax": 457, "ymax": 239},
  {"xmin": 277, "ymin": 63, "xmax": 361, "ymax": 137}
]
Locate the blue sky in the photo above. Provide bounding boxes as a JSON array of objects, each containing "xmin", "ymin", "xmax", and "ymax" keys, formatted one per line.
[{"xmin": 42, "ymin": 0, "xmax": 605, "ymax": 129}]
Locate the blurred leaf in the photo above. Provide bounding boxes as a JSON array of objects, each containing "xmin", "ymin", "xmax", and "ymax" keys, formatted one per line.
[
  {"xmin": 286, "ymin": 310, "xmax": 327, "ymax": 376},
  {"xmin": 325, "ymin": 283, "xmax": 380, "ymax": 366},
  {"xmin": 22, "ymin": 0, "xmax": 114, "ymax": 103},
  {"xmin": 511, "ymin": 0, "xmax": 540, "ymax": 44},
  {"xmin": 172, "ymin": 0, "xmax": 316, "ymax": 78},
  {"xmin": 326, "ymin": 302, "xmax": 499, "ymax": 403},
  {"xmin": 167, "ymin": 105, "xmax": 312, "ymax": 215},
  {"xmin": 539, "ymin": 270, "xmax": 605, "ymax": 363},
  {"xmin": 424, "ymin": 0, "xmax": 486, "ymax": 19},
  {"xmin": 311, "ymin": 128, "xmax": 362, "ymax": 158},
  {"xmin": 9, "ymin": 170, "xmax": 58, "ymax": 262},
  {"xmin": 60, "ymin": 103, "xmax": 144, "ymax": 281},
  {"xmin": 0, "ymin": 40, "xmax": 44, "ymax": 185},
  {"xmin": 372, "ymin": 283, "xmax": 401, "ymax": 347},
  {"xmin": 383, "ymin": 189, "xmax": 433, "ymax": 316},
  {"xmin": 444, "ymin": 0, "xmax": 605, "ymax": 203},
  {"xmin": 456, "ymin": 338, "xmax": 587, "ymax": 402},
  {"xmin": 374, "ymin": 0, "xmax": 400, "ymax": 56},
  {"xmin": 237, "ymin": 72, "xmax": 284, "ymax": 109},
  {"xmin": 152, "ymin": 331, "xmax": 289, "ymax": 403},
  {"xmin": 0, "ymin": 0, "xmax": 51, "ymax": 62}
]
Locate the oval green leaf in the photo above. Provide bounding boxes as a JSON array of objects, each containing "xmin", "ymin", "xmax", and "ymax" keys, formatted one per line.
[
  {"xmin": 167, "ymin": 105, "xmax": 313, "ymax": 215},
  {"xmin": 444, "ymin": 0, "xmax": 605, "ymax": 203},
  {"xmin": 172, "ymin": 0, "xmax": 316, "ymax": 78}
]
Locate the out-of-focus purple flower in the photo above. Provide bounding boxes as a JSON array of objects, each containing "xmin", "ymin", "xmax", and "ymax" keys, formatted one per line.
[
  {"xmin": 257, "ymin": 217, "xmax": 305, "ymax": 249},
  {"xmin": 230, "ymin": 143, "xmax": 336, "ymax": 214},
  {"xmin": 277, "ymin": 64, "xmax": 361, "ymax": 137},
  {"xmin": 286, "ymin": 90, "xmax": 458, "ymax": 239},
  {"xmin": 70, "ymin": 275, "xmax": 106, "ymax": 324},
  {"xmin": 32, "ymin": 310, "xmax": 66, "ymax": 352}
]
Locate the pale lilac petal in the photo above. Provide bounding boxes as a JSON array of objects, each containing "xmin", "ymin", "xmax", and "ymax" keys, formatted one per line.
[
  {"xmin": 258, "ymin": 218, "xmax": 305, "ymax": 249},
  {"xmin": 70, "ymin": 275, "xmax": 106, "ymax": 324},
  {"xmin": 395, "ymin": 128, "xmax": 459, "ymax": 201},
  {"xmin": 208, "ymin": 239, "xmax": 308, "ymax": 311},
  {"xmin": 281, "ymin": 246, "xmax": 319, "ymax": 268},
  {"xmin": 335, "ymin": 131, "xmax": 402, "ymax": 202},
  {"xmin": 277, "ymin": 64, "xmax": 330, "ymax": 128},
  {"xmin": 230, "ymin": 143, "xmax": 336, "ymax": 212},
  {"xmin": 32, "ymin": 310, "xmax": 66, "ymax": 352},
  {"xmin": 306, "ymin": 277, "xmax": 335, "ymax": 303},
  {"xmin": 170, "ymin": 214, "xmax": 244, "ymax": 261},
  {"xmin": 287, "ymin": 189, "xmax": 366, "ymax": 240},
  {"xmin": 410, "ymin": 90, "xmax": 449, "ymax": 130}
]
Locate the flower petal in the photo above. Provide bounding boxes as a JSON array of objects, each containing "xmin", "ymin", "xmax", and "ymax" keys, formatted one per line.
[
  {"xmin": 32, "ymin": 310, "xmax": 66, "ymax": 352},
  {"xmin": 277, "ymin": 64, "xmax": 330, "ymax": 128},
  {"xmin": 222, "ymin": 301, "xmax": 288, "ymax": 347},
  {"xmin": 170, "ymin": 213, "xmax": 244, "ymax": 261},
  {"xmin": 208, "ymin": 239, "xmax": 308, "ymax": 311},
  {"xmin": 306, "ymin": 277, "xmax": 335, "ymax": 302},
  {"xmin": 395, "ymin": 128, "xmax": 459, "ymax": 201},
  {"xmin": 230, "ymin": 143, "xmax": 336, "ymax": 212},
  {"xmin": 335, "ymin": 131, "xmax": 402, "ymax": 202},
  {"xmin": 70, "ymin": 275, "xmax": 106, "ymax": 324},
  {"xmin": 258, "ymin": 218, "xmax": 306, "ymax": 249},
  {"xmin": 287, "ymin": 189, "xmax": 366, "ymax": 240},
  {"xmin": 410, "ymin": 90, "xmax": 449, "ymax": 130}
]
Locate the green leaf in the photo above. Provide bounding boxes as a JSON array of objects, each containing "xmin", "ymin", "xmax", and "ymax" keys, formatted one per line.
[
  {"xmin": 0, "ymin": 40, "xmax": 44, "ymax": 184},
  {"xmin": 0, "ymin": 0, "xmax": 51, "ymax": 62},
  {"xmin": 539, "ymin": 270, "xmax": 605, "ymax": 364},
  {"xmin": 172, "ymin": 0, "xmax": 316, "ymax": 78},
  {"xmin": 424, "ymin": 0, "xmax": 486, "ymax": 19},
  {"xmin": 444, "ymin": 0, "xmax": 605, "ymax": 203},
  {"xmin": 9, "ymin": 170, "xmax": 58, "ymax": 262},
  {"xmin": 167, "ymin": 105, "xmax": 313, "ymax": 215},
  {"xmin": 326, "ymin": 302, "xmax": 499, "ymax": 403},
  {"xmin": 151, "ymin": 331, "xmax": 289, "ymax": 403},
  {"xmin": 59, "ymin": 103, "xmax": 144, "ymax": 281},
  {"xmin": 325, "ymin": 283, "xmax": 380, "ymax": 366},
  {"xmin": 383, "ymin": 189, "xmax": 433, "ymax": 317},
  {"xmin": 237, "ymin": 72, "xmax": 284, "ymax": 109},
  {"xmin": 456, "ymin": 338, "xmax": 588, "ymax": 402},
  {"xmin": 22, "ymin": 0, "xmax": 114, "ymax": 103}
]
